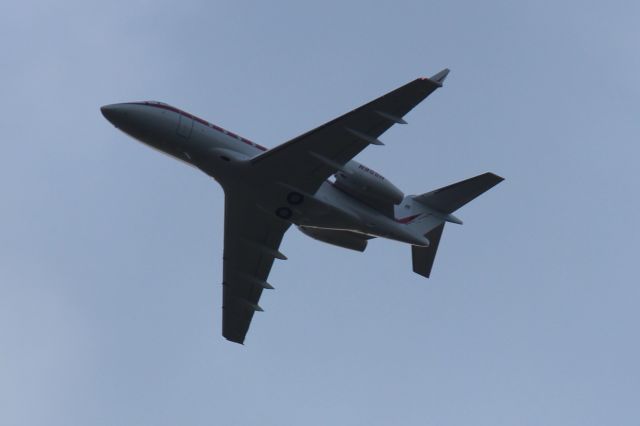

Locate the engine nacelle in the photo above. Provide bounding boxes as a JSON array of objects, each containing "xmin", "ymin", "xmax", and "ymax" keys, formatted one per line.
[
  {"xmin": 298, "ymin": 226, "xmax": 369, "ymax": 252},
  {"xmin": 334, "ymin": 160, "xmax": 404, "ymax": 205}
]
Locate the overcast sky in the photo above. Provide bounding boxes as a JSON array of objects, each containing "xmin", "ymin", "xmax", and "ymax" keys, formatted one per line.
[{"xmin": 1, "ymin": 1, "xmax": 639, "ymax": 425}]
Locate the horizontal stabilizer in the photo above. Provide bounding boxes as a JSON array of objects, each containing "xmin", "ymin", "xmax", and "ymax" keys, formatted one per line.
[
  {"xmin": 412, "ymin": 223, "xmax": 445, "ymax": 278},
  {"xmin": 414, "ymin": 172, "xmax": 504, "ymax": 214}
]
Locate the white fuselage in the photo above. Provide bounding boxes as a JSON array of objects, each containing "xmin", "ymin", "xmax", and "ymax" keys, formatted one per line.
[{"xmin": 101, "ymin": 101, "xmax": 429, "ymax": 246}]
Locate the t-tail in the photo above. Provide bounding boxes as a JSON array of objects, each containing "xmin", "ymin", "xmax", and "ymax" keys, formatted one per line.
[{"xmin": 399, "ymin": 172, "xmax": 504, "ymax": 277}]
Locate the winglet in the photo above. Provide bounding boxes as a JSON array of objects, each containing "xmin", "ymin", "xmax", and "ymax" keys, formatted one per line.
[{"xmin": 428, "ymin": 68, "xmax": 450, "ymax": 86}]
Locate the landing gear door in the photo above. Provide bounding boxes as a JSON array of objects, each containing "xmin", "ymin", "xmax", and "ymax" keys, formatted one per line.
[{"xmin": 177, "ymin": 113, "xmax": 193, "ymax": 138}]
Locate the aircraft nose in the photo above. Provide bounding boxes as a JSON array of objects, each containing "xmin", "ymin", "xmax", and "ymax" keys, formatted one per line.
[{"xmin": 100, "ymin": 103, "xmax": 127, "ymax": 125}]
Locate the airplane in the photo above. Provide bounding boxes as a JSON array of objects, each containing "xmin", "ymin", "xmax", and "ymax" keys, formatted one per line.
[{"xmin": 101, "ymin": 69, "xmax": 503, "ymax": 344}]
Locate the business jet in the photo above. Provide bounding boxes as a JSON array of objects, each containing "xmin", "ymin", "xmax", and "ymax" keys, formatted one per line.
[{"xmin": 101, "ymin": 69, "xmax": 503, "ymax": 344}]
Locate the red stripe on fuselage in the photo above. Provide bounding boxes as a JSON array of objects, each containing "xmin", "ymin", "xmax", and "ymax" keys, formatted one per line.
[
  {"xmin": 396, "ymin": 214, "xmax": 421, "ymax": 224},
  {"xmin": 133, "ymin": 101, "xmax": 268, "ymax": 152}
]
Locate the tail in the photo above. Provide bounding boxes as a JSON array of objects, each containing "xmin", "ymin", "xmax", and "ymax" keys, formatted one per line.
[{"xmin": 399, "ymin": 172, "xmax": 504, "ymax": 278}]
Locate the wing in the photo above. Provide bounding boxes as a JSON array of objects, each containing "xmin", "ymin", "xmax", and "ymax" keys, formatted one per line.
[
  {"xmin": 250, "ymin": 69, "xmax": 449, "ymax": 194},
  {"xmin": 221, "ymin": 191, "xmax": 291, "ymax": 344}
]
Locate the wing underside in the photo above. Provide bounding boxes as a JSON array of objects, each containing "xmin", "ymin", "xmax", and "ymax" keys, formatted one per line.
[
  {"xmin": 219, "ymin": 69, "xmax": 449, "ymax": 343},
  {"xmin": 222, "ymin": 192, "xmax": 291, "ymax": 344},
  {"xmin": 250, "ymin": 69, "xmax": 449, "ymax": 195}
]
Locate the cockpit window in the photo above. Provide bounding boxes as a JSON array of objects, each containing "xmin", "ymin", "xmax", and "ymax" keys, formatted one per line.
[{"xmin": 143, "ymin": 101, "xmax": 169, "ymax": 106}]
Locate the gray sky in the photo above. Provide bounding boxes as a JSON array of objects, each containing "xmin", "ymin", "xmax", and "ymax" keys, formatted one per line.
[{"xmin": 1, "ymin": 1, "xmax": 639, "ymax": 425}]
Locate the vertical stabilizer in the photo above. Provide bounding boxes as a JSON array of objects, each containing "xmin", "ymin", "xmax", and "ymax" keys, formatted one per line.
[
  {"xmin": 411, "ymin": 224, "xmax": 445, "ymax": 278},
  {"xmin": 404, "ymin": 172, "xmax": 503, "ymax": 278}
]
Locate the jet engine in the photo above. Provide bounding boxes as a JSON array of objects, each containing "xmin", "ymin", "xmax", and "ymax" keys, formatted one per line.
[
  {"xmin": 298, "ymin": 226, "xmax": 370, "ymax": 252},
  {"xmin": 334, "ymin": 160, "xmax": 404, "ymax": 206}
]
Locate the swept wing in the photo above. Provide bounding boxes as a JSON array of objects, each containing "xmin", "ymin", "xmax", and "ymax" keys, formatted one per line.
[
  {"xmin": 250, "ymin": 69, "xmax": 449, "ymax": 193},
  {"xmin": 222, "ymin": 70, "xmax": 448, "ymax": 342}
]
